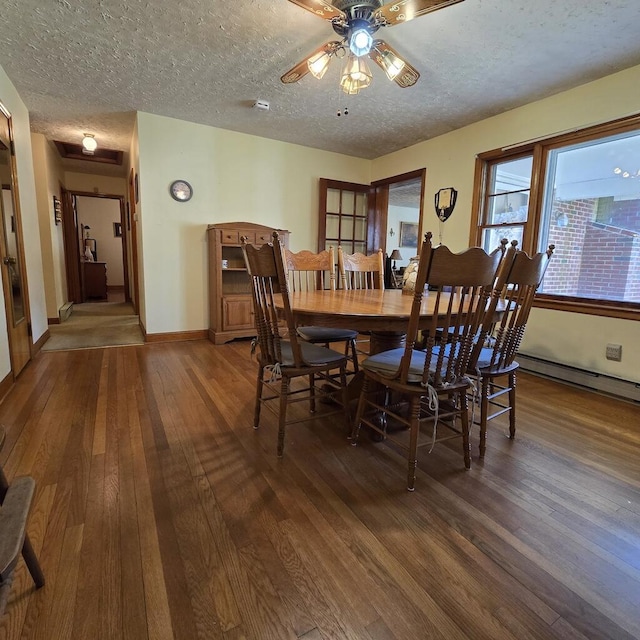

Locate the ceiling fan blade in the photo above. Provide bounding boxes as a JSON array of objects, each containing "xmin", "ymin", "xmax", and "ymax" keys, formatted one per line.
[
  {"xmin": 369, "ymin": 40, "xmax": 420, "ymax": 88},
  {"xmin": 281, "ymin": 41, "xmax": 341, "ymax": 84},
  {"xmin": 286, "ymin": 0, "xmax": 346, "ymax": 21},
  {"xmin": 374, "ymin": 0, "xmax": 465, "ymax": 26}
]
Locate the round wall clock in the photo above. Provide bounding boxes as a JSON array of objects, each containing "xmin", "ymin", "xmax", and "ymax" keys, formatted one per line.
[{"xmin": 169, "ymin": 180, "xmax": 193, "ymax": 202}]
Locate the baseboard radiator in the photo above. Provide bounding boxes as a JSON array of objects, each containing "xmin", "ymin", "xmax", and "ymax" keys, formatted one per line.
[{"xmin": 517, "ymin": 354, "xmax": 640, "ymax": 403}]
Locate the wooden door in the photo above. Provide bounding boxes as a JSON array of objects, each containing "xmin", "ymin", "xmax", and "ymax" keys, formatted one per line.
[
  {"xmin": 0, "ymin": 104, "xmax": 31, "ymax": 376},
  {"xmin": 318, "ymin": 179, "xmax": 373, "ymax": 255}
]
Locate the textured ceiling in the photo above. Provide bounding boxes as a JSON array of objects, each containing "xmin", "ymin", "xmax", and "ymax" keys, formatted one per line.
[{"xmin": 1, "ymin": 0, "xmax": 640, "ymax": 177}]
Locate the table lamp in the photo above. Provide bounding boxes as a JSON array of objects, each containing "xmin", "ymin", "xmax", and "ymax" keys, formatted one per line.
[{"xmin": 389, "ymin": 249, "xmax": 402, "ymax": 270}]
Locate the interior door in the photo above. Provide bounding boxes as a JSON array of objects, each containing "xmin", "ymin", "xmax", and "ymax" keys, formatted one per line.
[
  {"xmin": 318, "ymin": 178, "xmax": 372, "ymax": 255},
  {"xmin": 0, "ymin": 104, "xmax": 31, "ymax": 376}
]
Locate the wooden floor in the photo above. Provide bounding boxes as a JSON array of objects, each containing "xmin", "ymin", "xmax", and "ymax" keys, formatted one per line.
[{"xmin": 0, "ymin": 340, "xmax": 638, "ymax": 639}]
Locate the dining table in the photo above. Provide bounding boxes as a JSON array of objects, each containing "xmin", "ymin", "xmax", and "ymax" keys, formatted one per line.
[{"xmin": 280, "ymin": 288, "xmax": 452, "ymax": 355}]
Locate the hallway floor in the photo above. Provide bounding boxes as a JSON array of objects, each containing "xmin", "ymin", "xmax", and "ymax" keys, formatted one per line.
[{"xmin": 42, "ymin": 294, "xmax": 143, "ymax": 351}]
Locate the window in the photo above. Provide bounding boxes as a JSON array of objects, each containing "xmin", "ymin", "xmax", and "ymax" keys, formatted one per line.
[{"xmin": 471, "ymin": 115, "xmax": 640, "ymax": 319}]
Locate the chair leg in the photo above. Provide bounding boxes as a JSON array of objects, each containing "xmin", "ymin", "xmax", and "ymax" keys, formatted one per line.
[
  {"xmin": 508, "ymin": 371, "xmax": 517, "ymax": 439},
  {"xmin": 479, "ymin": 375, "xmax": 489, "ymax": 458},
  {"xmin": 351, "ymin": 376, "xmax": 370, "ymax": 443},
  {"xmin": 339, "ymin": 365, "xmax": 351, "ymax": 434},
  {"xmin": 309, "ymin": 374, "xmax": 316, "ymax": 413},
  {"xmin": 22, "ymin": 534, "xmax": 44, "ymax": 588},
  {"xmin": 254, "ymin": 366, "xmax": 264, "ymax": 429},
  {"xmin": 460, "ymin": 391, "xmax": 471, "ymax": 469},
  {"xmin": 277, "ymin": 377, "xmax": 290, "ymax": 457},
  {"xmin": 349, "ymin": 338, "xmax": 359, "ymax": 373},
  {"xmin": 407, "ymin": 396, "xmax": 421, "ymax": 492}
]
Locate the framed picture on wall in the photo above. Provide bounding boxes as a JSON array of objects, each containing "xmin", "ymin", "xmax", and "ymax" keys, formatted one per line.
[
  {"xmin": 114, "ymin": 222, "xmax": 122, "ymax": 237},
  {"xmin": 399, "ymin": 221, "xmax": 418, "ymax": 248}
]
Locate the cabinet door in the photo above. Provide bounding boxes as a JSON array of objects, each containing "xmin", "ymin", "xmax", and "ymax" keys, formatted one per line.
[{"xmin": 222, "ymin": 296, "xmax": 253, "ymax": 330}]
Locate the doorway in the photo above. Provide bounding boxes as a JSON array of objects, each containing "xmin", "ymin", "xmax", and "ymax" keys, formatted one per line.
[
  {"xmin": 317, "ymin": 169, "xmax": 426, "ymax": 286},
  {"xmin": 48, "ymin": 190, "xmax": 141, "ymax": 351}
]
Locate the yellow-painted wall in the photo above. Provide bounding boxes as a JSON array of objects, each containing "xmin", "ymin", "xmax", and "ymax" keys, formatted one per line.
[
  {"xmin": 136, "ymin": 112, "xmax": 370, "ymax": 335},
  {"xmin": 31, "ymin": 134, "xmax": 67, "ymax": 319},
  {"xmin": 372, "ymin": 64, "xmax": 640, "ymax": 382}
]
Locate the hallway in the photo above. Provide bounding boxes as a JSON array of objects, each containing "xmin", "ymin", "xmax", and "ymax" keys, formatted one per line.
[{"xmin": 42, "ymin": 292, "xmax": 143, "ymax": 351}]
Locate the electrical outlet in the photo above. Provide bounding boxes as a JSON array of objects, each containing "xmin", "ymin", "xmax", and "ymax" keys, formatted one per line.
[{"xmin": 606, "ymin": 343, "xmax": 622, "ymax": 361}]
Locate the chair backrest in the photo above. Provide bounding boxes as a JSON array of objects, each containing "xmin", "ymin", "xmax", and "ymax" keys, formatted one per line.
[
  {"xmin": 337, "ymin": 247, "xmax": 384, "ymax": 290},
  {"xmin": 474, "ymin": 242, "xmax": 555, "ymax": 372},
  {"xmin": 397, "ymin": 232, "xmax": 504, "ymax": 387},
  {"xmin": 241, "ymin": 232, "xmax": 306, "ymax": 368},
  {"xmin": 284, "ymin": 247, "xmax": 336, "ymax": 292}
]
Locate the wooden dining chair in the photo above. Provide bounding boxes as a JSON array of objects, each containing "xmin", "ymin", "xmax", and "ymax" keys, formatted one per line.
[
  {"xmin": 0, "ymin": 426, "xmax": 45, "ymax": 616},
  {"xmin": 337, "ymin": 247, "xmax": 385, "ymax": 357},
  {"xmin": 242, "ymin": 233, "xmax": 351, "ymax": 458},
  {"xmin": 351, "ymin": 232, "xmax": 503, "ymax": 491},
  {"xmin": 469, "ymin": 242, "xmax": 555, "ymax": 457},
  {"xmin": 284, "ymin": 247, "xmax": 359, "ymax": 372},
  {"xmin": 337, "ymin": 247, "xmax": 384, "ymax": 290}
]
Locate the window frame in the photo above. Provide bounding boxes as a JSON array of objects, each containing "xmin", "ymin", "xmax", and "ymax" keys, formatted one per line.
[{"xmin": 470, "ymin": 113, "xmax": 640, "ymax": 321}]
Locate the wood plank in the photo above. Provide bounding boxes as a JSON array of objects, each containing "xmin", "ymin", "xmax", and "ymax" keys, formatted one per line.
[{"xmin": 0, "ymin": 344, "xmax": 636, "ymax": 639}]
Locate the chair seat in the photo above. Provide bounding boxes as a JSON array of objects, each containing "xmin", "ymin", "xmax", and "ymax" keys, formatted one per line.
[
  {"xmin": 473, "ymin": 347, "xmax": 521, "ymax": 374},
  {"xmin": 278, "ymin": 341, "xmax": 346, "ymax": 368},
  {"xmin": 297, "ymin": 326, "xmax": 358, "ymax": 343},
  {"xmin": 361, "ymin": 347, "xmax": 453, "ymax": 385}
]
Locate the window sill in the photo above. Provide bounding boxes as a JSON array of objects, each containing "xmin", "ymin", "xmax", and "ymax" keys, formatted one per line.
[{"xmin": 534, "ymin": 296, "xmax": 640, "ymax": 321}]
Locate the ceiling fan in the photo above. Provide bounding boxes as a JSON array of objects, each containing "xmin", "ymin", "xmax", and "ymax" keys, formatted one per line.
[{"xmin": 281, "ymin": 0, "xmax": 465, "ymax": 94}]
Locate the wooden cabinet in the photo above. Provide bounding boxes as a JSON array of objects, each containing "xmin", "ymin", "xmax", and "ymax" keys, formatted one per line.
[
  {"xmin": 208, "ymin": 222, "xmax": 289, "ymax": 344},
  {"xmin": 83, "ymin": 261, "xmax": 107, "ymax": 300}
]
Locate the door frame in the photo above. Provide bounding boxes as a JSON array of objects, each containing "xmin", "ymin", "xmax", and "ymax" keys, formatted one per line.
[
  {"xmin": 62, "ymin": 191, "xmax": 129, "ymax": 303},
  {"xmin": 0, "ymin": 101, "xmax": 32, "ymax": 378},
  {"xmin": 317, "ymin": 169, "xmax": 426, "ymax": 259}
]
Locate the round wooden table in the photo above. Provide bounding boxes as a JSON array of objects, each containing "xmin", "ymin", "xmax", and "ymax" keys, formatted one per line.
[{"xmin": 282, "ymin": 288, "xmax": 445, "ymax": 353}]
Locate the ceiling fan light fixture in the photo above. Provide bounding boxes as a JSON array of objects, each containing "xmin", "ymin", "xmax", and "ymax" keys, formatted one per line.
[
  {"xmin": 307, "ymin": 49, "xmax": 333, "ymax": 79},
  {"xmin": 348, "ymin": 22, "xmax": 373, "ymax": 57},
  {"xmin": 378, "ymin": 49, "xmax": 406, "ymax": 81}
]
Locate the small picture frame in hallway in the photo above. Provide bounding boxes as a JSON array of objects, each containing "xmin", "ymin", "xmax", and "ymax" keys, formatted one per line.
[{"xmin": 114, "ymin": 222, "xmax": 122, "ymax": 237}]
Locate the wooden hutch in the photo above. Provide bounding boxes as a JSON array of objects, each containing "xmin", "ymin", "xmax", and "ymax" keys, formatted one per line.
[{"xmin": 207, "ymin": 222, "xmax": 289, "ymax": 344}]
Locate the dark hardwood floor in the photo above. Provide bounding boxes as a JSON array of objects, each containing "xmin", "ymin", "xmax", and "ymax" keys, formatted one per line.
[{"xmin": 0, "ymin": 340, "xmax": 638, "ymax": 639}]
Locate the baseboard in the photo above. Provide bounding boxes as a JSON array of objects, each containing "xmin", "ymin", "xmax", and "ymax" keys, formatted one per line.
[
  {"xmin": 48, "ymin": 317, "xmax": 60, "ymax": 325},
  {"xmin": 144, "ymin": 330, "xmax": 208, "ymax": 343},
  {"xmin": 518, "ymin": 354, "xmax": 640, "ymax": 403},
  {"xmin": 32, "ymin": 329, "xmax": 50, "ymax": 355},
  {"xmin": 0, "ymin": 370, "xmax": 13, "ymax": 403}
]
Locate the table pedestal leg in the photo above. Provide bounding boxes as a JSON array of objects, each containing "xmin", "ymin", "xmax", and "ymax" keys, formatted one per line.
[{"xmin": 369, "ymin": 331, "xmax": 406, "ymax": 355}]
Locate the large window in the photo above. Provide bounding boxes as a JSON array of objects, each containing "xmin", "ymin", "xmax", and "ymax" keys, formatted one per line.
[{"xmin": 471, "ymin": 115, "xmax": 640, "ymax": 319}]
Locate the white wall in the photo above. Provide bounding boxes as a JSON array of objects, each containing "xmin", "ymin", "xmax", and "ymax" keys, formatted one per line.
[
  {"xmin": 136, "ymin": 112, "xmax": 370, "ymax": 335},
  {"xmin": 76, "ymin": 196, "xmax": 124, "ymax": 286},
  {"xmin": 64, "ymin": 172, "xmax": 126, "ymax": 196},
  {"xmin": 31, "ymin": 134, "xmax": 67, "ymax": 319},
  {"xmin": 372, "ymin": 64, "xmax": 640, "ymax": 383},
  {"xmin": 388, "ymin": 205, "xmax": 419, "ymax": 268},
  {"xmin": 0, "ymin": 66, "xmax": 47, "ymax": 368}
]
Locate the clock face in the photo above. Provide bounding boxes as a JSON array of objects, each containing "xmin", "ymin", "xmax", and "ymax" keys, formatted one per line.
[{"xmin": 170, "ymin": 180, "xmax": 193, "ymax": 202}]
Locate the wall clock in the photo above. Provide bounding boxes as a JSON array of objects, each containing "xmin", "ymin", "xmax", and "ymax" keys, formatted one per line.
[{"xmin": 169, "ymin": 180, "xmax": 193, "ymax": 202}]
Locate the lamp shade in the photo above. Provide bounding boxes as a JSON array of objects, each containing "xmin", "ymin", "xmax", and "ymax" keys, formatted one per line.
[
  {"xmin": 378, "ymin": 50, "xmax": 406, "ymax": 81},
  {"xmin": 340, "ymin": 54, "xmax": 372, "ymax": 94},
  {"xmin": 389, "ymin": 249, "xmax": 402, "ymax": 261},
  {"xmin": 307, "ymin": 49, "xmax": 332, "ymax": 79}
]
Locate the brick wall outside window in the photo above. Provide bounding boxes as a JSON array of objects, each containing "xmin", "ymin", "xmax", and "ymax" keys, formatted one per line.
[{"xmin": 541, "ymin": 197, "xmax": 640, "ymax": 303}]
